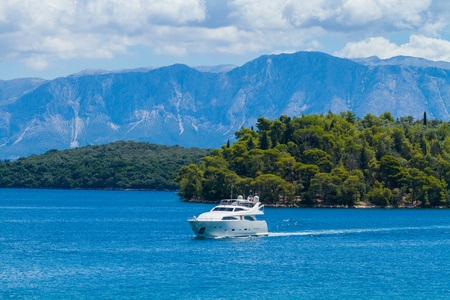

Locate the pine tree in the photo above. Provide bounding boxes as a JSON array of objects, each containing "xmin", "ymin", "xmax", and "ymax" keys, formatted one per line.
[
  {"xmin": 260, "ymin": 131, "xmax": 270, "ymax": 150},
  {"xmin": 360, "ymin": 144, "xmax": 369, "ymax": 170}
]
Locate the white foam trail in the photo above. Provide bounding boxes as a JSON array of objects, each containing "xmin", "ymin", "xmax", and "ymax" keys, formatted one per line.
[{"xmin": 268, "ymin": 225, "xmax": 450, "ymax": 237}]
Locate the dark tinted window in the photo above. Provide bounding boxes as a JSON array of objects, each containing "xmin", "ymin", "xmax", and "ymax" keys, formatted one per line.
[{"xmin": 222, "ymin": 217, "xmax": 237, "ymax": 220}]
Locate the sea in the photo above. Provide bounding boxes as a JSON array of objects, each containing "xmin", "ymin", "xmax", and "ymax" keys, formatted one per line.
[{"xmin": 0, "ymin": 189, "xmax": 449, "ymax": 299}]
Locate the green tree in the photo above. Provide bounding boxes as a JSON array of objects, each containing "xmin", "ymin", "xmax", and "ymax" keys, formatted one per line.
[
  {"xmin": 391, "ymin": 188, "xmax": 403, "ymax": 207},
  {"xmin": 235, "ymin": 127, "xmax": 259, "ymax": 141},
  {"xmin": 275, "ymin": 156, "xmax": 297, "ymax": 182},
  {"xmin": 369, "ymin": 181, "xmax": 392, "ymax": 206},
  {"xmin": 340, "ymin": 111, "xmax": 356, "ymax": 124},
  {"xmin": 175, "ymin": 164, "xmax": 203, "ymax": 199},
  {"xmin": 296, "ymin": 164, "xmax": 320, "ymax": 191},
  {"xmin": 392, "ymin": 127, "xmax": 405, "ymax": 154},
  {"xmin": 380, "ymin": 111, "xmax": 394, "ymax": 122},
  {"xmin": 361, "ymin": 113, "xmax": 381, "ymax": 128},
  {"xmin": 406, "ymin": 168, "xmax": 428, "ymax": 204},
  {"xmin": 254, "ymin": 174, "xmax": 295, "ymax": 203},
  {"xmin": 359, "ymin": 142, "xmax": 370, "ymax": 170},
  {"xmin": 331, "ymin": 166, "xmax": 349, "ymax": 182},
  {"xmin": 256, "ymin": 117, "xmax": 272, "ymax": 132},
  {"xmin": 269, "ymin": 120, "xmax": 286, "ymax": 147},
  {"xmin": 310, "ymin": 173, "xmax": 339, "ymax": 204},
  {"xmin": 379, "ymin": 155, "xmax": 407, "ymax": 189},
  {"xmin": 424, "ymin": 176, "xmax": 447, "ymax": 206},
  {"xmin": 201, "ymin": 151, "xmax": 228, "ymax": 169},
  {"xmin": 303, "ymin": 148, "xmax": 333, "ymax": 172},
  {"xmin": 201, "ymin": 167, "xmax": 240, "ymax": 200},
  {"xmin": 260, "ymin": 131, "xmax": 270, "ymax": 150},
  {"xmin": 341, "ymin": 175, "xmax": 365, "ymax": 206},
  {"xmin": 408, "ymin": 154, "xmax": 428, "ymax": 171}
]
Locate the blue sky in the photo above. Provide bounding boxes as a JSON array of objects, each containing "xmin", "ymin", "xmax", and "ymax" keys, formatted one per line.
[{"xmin": 1, "ymin": 0, "xmax": 450, "ymax": 80}]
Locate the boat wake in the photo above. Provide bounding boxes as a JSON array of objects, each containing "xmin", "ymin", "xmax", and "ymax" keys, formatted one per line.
[
  {"xmin": 191, "ymin": 225, "xmax": 450, "ymax": 240},
  {"xmin": 193, "ymin": 234, "xmax": 267, "ymax": 240},
  {"xmin": 268, "ymin": 225, "xmax": 450, "ymax": 237}
]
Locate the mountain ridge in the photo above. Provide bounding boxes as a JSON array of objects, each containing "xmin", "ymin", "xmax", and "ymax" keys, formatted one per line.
[
  {"xmin": 1, "ymin": 51, "xmax": 450, "ymax": 159},
  {"xmin": 351, "ymin": 55, "xmax": 450, "ymax": 70}
]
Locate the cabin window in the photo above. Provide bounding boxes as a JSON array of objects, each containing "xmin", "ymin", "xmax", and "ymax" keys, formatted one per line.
[
  {"xmin": 234, "ymin": 208, "xmax": 244, "ymax": 211},
  {"xmin": 244, "ymin": 216, "xmax": 255, "ymax": 221},
  {"xmin": 222, "ymin": 217, "xmax": 238, "ymax": 220},
  {"xmin": 213, "ymin": 207, "xmax": 234, "ymax": 211}
]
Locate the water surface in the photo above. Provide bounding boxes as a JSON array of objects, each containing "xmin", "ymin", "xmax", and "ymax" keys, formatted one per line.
[{"xmin": 1, "ymin": 189, "xmax": 449, "ymax": 299}]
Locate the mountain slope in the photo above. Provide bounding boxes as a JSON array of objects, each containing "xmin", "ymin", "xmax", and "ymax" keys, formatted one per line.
[
  {"xmin": 1, "ymin": 51, "xmax": 450, "ymax": 159},
  {"xmin": 0, "ymin": 78, "xmax": 47, "ymax": 105}
]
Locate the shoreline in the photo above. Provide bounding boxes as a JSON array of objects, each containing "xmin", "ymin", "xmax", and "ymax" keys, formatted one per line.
[
  {"xmin": 183, "ymin": 198, "xmax": 448, "ymax": 209},
  {"xmin": 0, "ymin": 187, "xmax": 447, "ymax": 208},
  {"xmin": 0, "ymin": 187, "xmax": 179, "ymax": 192}
]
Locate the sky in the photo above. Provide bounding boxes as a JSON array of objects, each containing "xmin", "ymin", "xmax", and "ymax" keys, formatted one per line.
[{"xmin": 1, "ymin": 0, "xmax": 450, "ymax": 80}]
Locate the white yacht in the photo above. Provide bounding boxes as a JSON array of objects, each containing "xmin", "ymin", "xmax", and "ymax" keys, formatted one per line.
[{"xmin": 188, "ymin": 195, "xmax": 269, "ymax": 238}]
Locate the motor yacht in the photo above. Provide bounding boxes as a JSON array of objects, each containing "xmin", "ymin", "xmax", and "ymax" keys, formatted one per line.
[{"xmin": 188, "ymin": 195, "xmax": 269, "ymax": 238}]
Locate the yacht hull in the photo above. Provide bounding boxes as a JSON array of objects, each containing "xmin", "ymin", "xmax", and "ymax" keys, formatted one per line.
[{"xmin": 188, "ymin": 219, "xmax": 268, "ymax": 238}]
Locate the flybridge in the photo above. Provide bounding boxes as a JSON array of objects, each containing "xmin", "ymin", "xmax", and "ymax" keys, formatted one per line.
[{"xmin": 220, "ymin": 195, "xmax": 260, "ymax": 207}]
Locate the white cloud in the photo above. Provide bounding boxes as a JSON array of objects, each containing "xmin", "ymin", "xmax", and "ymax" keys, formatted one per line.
[
  {"xmin": 229, "ymin": 0, "xmax": 433, "ymax": 32},
  {"xmin": 339, "ymin": 0, "xmax": 431, "ymax": 28},
  {"xmin": 271, "ymin": 50, "xmax": 297, "ymax": 55},
  {"xmin": 0, "ymin": 0, "xmax": 449, "ymax": 71},
  {"xmin": 23, "ymin": 56, "xmax": 51, "ymax": 70},
  {"xmin": 0, "ymin": 0, "xmax": 207, "ymax": 69},
  {"xmin": 335, "ymin": 35, "xmax": 450, "ymax": 61}
]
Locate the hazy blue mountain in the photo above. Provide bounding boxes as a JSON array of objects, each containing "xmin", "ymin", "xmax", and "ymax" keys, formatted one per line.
[
  {"xmin": 1, "ymin": 51, "xmax": 450, "ymax": 159},
  {"xmin": 71, "ymin": 67, "xmax": 161, "ymax": 77},
  {"xmin": 0, "ymin": 78, "xmax": 47, "ymax": 105},
  {"xmin": 193, "ymin": 64, "xmax": 237, "ymax": 73},
  {"xmin": 70, "ymin": 64, "xmax": 236, "ymax": 78},
  {"xmin": 352, "ymin": 55, "xmax": 450, "ymax": 70}
]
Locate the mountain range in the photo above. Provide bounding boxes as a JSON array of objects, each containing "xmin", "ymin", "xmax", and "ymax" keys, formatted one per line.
[{"xmin": 1, "ymin": 51, "xmax": 450, "ymax": 159}]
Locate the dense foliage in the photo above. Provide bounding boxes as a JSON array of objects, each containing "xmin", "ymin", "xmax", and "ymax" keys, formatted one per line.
[
  {"xmin": 176, "ymin": 112, "xmax": 450, "ymax": 207},
  {"xmin": 0, "ymin": 141, "xmax": 211, "ymax": 190}
]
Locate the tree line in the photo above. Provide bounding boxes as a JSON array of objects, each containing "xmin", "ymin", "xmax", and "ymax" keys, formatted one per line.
[
  {"xmin": 176, "ymin": 112, "xmax": 450, "ymax": 207},
  {"xmin": 0, "ymin": 141, "xmax": 211, "ymax": 190}
]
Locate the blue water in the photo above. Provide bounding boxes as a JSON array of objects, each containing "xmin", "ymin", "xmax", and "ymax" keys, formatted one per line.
[{"xmin": 1, "ymin": 189, "xmax": 449, "ymax": 299}]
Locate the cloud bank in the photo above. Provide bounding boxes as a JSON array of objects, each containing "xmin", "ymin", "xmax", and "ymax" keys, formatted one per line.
[
  {"xmin": 0, "ymin": 0, "xmax": 449, "ymax": 70},
  {"xmin": 335, "ymin": 35, "xmax": 450, "ymax": 62}
]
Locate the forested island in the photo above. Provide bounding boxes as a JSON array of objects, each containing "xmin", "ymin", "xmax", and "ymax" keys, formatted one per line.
[
  {"xmin": 2, "ymin": 112, "xmax": 450, "ymax": 208},
  {"xmin": 176, "ymin": 112, "xmax": 450, "ymax": 208},
  {"xmin": 0, "ymin": 141, "xmax": 211, "ymax": 190}
]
